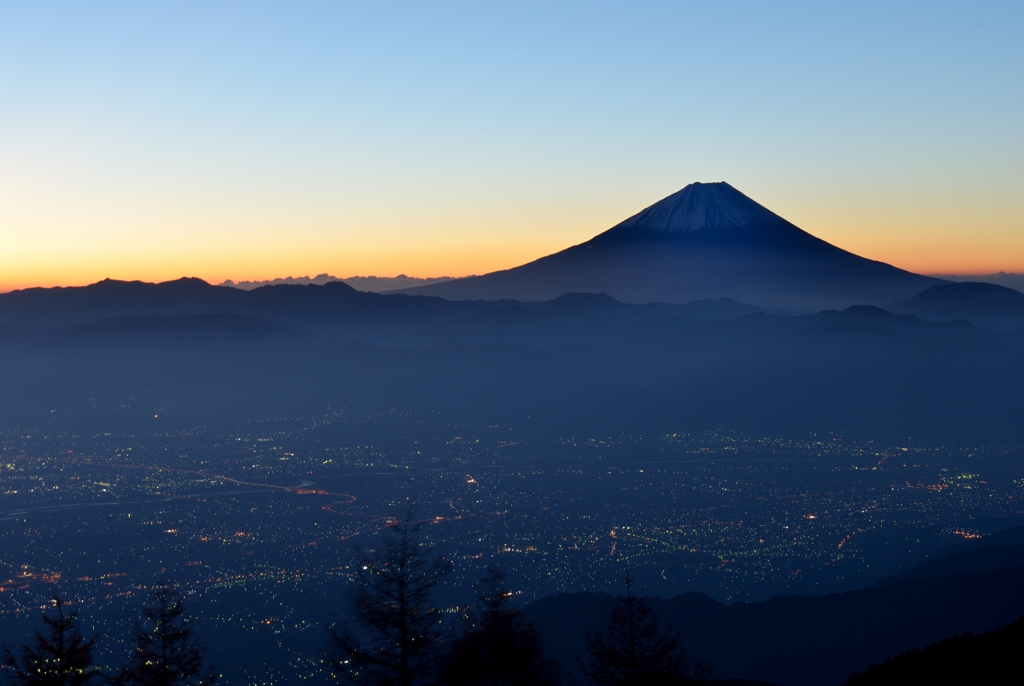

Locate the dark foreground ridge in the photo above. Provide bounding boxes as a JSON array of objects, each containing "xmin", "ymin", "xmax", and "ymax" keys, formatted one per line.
[
  {"xmin": 400, "ymin": 182, "xmax": 941, "ymax": 309},
  {"xmin": 843, "ymin": 614, "xmax": 1024, "ymax": 685},
  {"xmin": 525, "ymin": 540, "xmax": 1024, "ymax": 686}
]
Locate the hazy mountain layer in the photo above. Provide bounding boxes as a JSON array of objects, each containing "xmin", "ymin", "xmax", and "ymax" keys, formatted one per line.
[
  {"xmin": 929, "ymin": 271, "xmax": 1024, "ymax": 293},
  {"xmin": 2, "ymin": 300, "xmax": 1023, "ymax": 445},
  {"xmin": 0, "ymin": 278, "xmax": 791, "ymax": 344},
  {"xmin": 886, "ymin": 281, "xmax": 1024, "ymax": 331}
]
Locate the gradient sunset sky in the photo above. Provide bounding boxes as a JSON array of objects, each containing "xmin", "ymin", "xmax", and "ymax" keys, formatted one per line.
[{"xmin": 2, "ymin": 2, "xmax": 1022, "ymax": 292}]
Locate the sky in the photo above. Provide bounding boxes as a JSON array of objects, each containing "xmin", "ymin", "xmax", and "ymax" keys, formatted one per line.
[{"xmin": 1, "ymin": 1, "xmax": 1022, "ymax": 292}]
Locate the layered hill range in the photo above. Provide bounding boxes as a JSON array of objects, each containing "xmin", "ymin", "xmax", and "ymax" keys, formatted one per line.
[
  {"xmin": 527, "ymin": 527, "xmax": 1024, "ymax": 686},
  {"xmin": 401, "ymin": 182, "xmax": 940, "ymax": 310}
]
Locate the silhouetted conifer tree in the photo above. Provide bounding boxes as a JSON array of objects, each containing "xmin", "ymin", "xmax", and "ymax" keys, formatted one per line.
[
  {"xmin": 112, "ymin": 583, "xmax": 217, "ymax": 686},
  {"xmin": 2, "ymin": 596, "xmax": 99, "ymax": 686},
  {"xmin": 329, "ymin": 507, "xmax": 453, "ymax": 686},
  {"xmin": 439, "ymin": 567, "xmax": 560, "ymax": 686},
  {"xmin": 577, "ymin": 574, "xmax": 710, "ymax": 686}
]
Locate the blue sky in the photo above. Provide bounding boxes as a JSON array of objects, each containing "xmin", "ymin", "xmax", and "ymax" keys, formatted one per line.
[{"xmin": 2, "ymin": 1, "xmax": 1022, "ymax": 289}]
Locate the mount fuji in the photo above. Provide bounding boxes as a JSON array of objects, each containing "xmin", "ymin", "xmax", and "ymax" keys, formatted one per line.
[{"xmin": 400, "ymin": 182, "xmax": 941, "ymax": 309}]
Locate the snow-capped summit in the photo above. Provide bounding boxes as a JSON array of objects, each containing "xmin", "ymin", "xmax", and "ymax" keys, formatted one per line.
[{"xmin": 605, "ymin": 181, "xmax": 783, "ymax": 236}]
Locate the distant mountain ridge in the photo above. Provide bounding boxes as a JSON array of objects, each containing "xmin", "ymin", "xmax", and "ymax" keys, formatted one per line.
[
  {"xmin": 400, "ymin": 182, "xmax": 942, "ymax": 309},
  {"xmin": 928, "ymin": 271, "xmax": 1024, "ymax": 292},
  {"xmin": 220, "ymin": 273, "xmax": 455, "ymax": 292}
]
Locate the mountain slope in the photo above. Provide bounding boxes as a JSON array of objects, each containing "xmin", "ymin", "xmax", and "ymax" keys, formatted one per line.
[{"xmin": 402, "ymin": 182, "xmax": 941, "ymax": 309}]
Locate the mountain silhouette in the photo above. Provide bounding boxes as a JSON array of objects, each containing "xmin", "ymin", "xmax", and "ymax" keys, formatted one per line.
[
  {"xmin": 0, "ymin": 278, "xmax": 514, "ymax": 344},
  {"xmin": 401, "ymin": 182, "xmax": 941, "ymax": 309},
  {"xmin": 0, "ymin": 278, "xmax": 795, "ymax": 345}
]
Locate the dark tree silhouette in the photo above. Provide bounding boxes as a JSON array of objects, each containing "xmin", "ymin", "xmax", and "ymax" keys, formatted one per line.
[
  {"xmin": 112, "ymin": 583, "xmax": 217, "ymax": 686},
  {"xmin": 577, "ymin": 575, "xmax": 710, "ymax": 686},
  {"xmin": 439, "ymin": 567, "xmax": 560, "ymax": 686},
  {"xmin": 329, "ymin": 507, "xmax": 453, "ymax": 686},
  {"xmin": 2, "ymin": 596, "xmax": 99, "ymax": 686}
]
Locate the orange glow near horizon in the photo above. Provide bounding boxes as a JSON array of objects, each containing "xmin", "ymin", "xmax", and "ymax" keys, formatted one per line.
[
  {"xmin": 0, "ymin": 238, "xmax": 571, "ymax": 293},
  {"xmin": 0, "ymin": 234, "xmax": 577, "ymax": 294},
  {"xmin": 3, "ymin": 200, "xmax": 1023, "ymax": 294},
  {"xmin": 4, "ymin": 249, "xmax": 1022, "ymax": 294},
  {"xmin": 2, "ymin": 178, "xmax": 1022, "ymax": 294}
]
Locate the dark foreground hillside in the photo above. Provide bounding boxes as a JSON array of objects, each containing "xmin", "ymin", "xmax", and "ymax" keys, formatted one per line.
[
  {"xmin": 843, "ymin": 615, "xmax": 1024, "ymax": 685},
  {"xmin": 525, "ymin": 544, "xmax": 1024, "ymax": 686}
]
